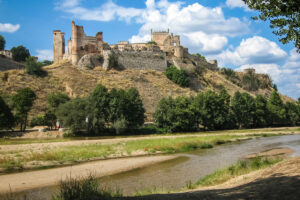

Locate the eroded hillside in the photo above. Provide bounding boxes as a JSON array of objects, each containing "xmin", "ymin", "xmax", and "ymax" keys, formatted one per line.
[{"xmin": 0, "ymin": 60, "xmax": 294, "ymax": 121}]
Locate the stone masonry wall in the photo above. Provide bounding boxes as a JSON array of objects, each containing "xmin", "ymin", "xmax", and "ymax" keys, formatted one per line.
[
  {"xmin": 0, "ymin": 57, "xmax": 25, "ymax": 71},
  {"xmin": 114, "ymin": 50, "xmax": 167, "ymax": 72}
]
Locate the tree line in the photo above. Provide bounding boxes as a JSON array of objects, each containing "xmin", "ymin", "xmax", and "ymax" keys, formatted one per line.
[
  {"xmin": 154, "ymin": 89, "xmax": 300, "ymax": 133},
  {"xmin": 1, "ymin": 86, "xmax": 299, "ymax": 135},
  {"xmin": 0, "ymin": 84, "xmax": 145, "ymax": 135}
]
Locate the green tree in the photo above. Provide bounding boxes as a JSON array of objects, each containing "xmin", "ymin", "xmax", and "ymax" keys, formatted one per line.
[
  {"xmin": 267, "ymin": 91, "xmax": 286, "ymax": 125},
  {"xmin": 165, "ymin": 65, "xmax": 190, "ymax": 87},
  {"xmin": 56, "ymin": 98, "xmax": 89, "ymax": 134},
  {"xmin": 0, "ymin": 96, "xmax": 14, "ymax": 130},
  {"xmin": 109, "ymin": 88, "xmax": 145, "ymax": 133},
  {"xmin": 25, "ymin": 56, "xmax": 44, "ymax": 76},
  {"xmin": 0, "ymin": 35, "xmax": 5, "ymax": 51},
  {"xmin": 125, "ymin": 88, "xmax": 145, "ymax": 128},
  {"xmin": 30, "ymin": 115, "xmax": 45, "ymax": 127},
  {"xmin": 88, "ymin": 84, "xmax": 110, "ymax": 134},
  {"xmin": 254, "ymin": 95, "xmax": 270, "ymax": 127},
  {"xmin": 243, "ymin": 0, "xmax": 300, "ymax": 52},
  {"xmin": 196, "ymin": 90, "xmax": 231, "ymax": 130},
  {"xmin": 231, "ymin": 92, "xmax": 256, "ymax": 128},
  {"xmin": 11, "ymin": 46, "xmax": 30, "ymax": 62},
  {"xmin": 285, "ymin": 102, "xmax": 299, "ymax": 125},
  {"xmin": 47, "ymin": 92, "xmax": 70, "ymax": 110},
  {"xmin": 46, "ymin": 92, "xmax": 70, "ymax": 129},
  {"xmin": 11, "ymin": 88, "xmax": 36, "ymax": 132},
  {"xmin": 154, "ymin": 96, "xmax": 196, "ymax": 132}
]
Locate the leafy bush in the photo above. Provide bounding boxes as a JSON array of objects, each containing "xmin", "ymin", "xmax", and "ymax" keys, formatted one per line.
[
  {"xmin": 30, "ymin": 115, "xmax": 45, "ymax": 127},
  {"xmin": 25, "ymin": 56, "xmax": 46, "ymax": 76},
  {"xmin": 193, "ymin": 53, "xmax": 206, "ymax": 62},
  {"xmin": 11, "ymin": 45, "xmax": 30, "ymax": 62},
  {"xmin": 165, "ymin": 65, "xmax": 190, "ymax": 87},
  {"xmin": 52, "ymin": 174, "xmax": 122, "ymax": 200},
  {"xmin": 41, "ymin": 60, "xmax": 53, "ymax": 66},
  {"xmin": 108, "ymin": 54, "xmax": 118, "ymax": 68},
  {"xmin": 147, "ymin": 41, "xmax": 157, "ymax": 45},
  {"xmin": 56, "ymin": 98, "xmax": 90, "ymax": 134}
]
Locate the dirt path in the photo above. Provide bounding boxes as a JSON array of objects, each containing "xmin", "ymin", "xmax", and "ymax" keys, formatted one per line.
[
  {"xmin": 124, "ymin": 157, "xmax": 300, "ymax": 200},
  {"xmin": 1, "ymin": 127, "xmax": 299, "ymax": 153},
  {"xmin": 0, "ymin": 154, "xmax": 178, "ymax": 194}
]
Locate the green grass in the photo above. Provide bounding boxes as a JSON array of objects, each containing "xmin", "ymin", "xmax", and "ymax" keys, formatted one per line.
[
  {"xmin": 123, "ymin": 135, "xmax": 241, "ymax": 154},
  {"xmin": 195, "ymin": 157, "xmax": 282, "ymax": 187},
  {"xmin": 133, "ymin": 157, "xmax": 283, "ymax": 196},
  {"xmin": 0, "ymin": 135, "xmax": 246, "ymax": 172},
  {"xmin": 52, "ymin": 174, "xmax": 122, "ymax": 200}
]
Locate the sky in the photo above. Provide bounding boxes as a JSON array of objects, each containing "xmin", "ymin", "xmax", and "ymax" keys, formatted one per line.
[{"xmin": 0, "ymin": 0, "xmax": 299, "ymax": 99}]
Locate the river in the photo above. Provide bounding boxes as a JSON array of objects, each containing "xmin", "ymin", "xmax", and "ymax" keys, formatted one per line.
[{"xmin": 9, "ymin": 134, "xmax": 300, "ymax": 199}]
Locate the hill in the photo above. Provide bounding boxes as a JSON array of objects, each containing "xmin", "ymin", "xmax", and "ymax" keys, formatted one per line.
[{"xmin": 0, "ymin": 59, "xmax": 294, "ymax": 121}]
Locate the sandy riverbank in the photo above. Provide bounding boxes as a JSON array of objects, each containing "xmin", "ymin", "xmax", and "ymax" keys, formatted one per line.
[{"xmin": 0, "ymin": 154, "xmax": 178, "ymax": 194}]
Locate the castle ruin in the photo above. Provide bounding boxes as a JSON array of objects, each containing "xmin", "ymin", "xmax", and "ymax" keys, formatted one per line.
[{"xmin": 53, "ymin": 21, "xmax": 218, "ymax": 71}]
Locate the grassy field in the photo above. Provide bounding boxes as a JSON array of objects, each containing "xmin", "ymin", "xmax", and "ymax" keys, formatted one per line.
[
  {"xmin": 0, "ymin": 135, "xmax": 247, "ymax": 172},
  {"xmin": 0, "ymin": 126, "xmax": 298, "ymax": 145}
]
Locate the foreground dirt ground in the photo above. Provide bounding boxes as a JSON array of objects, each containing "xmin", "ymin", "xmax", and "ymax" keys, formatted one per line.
[{"xmin": 125, "ymin": 157, "xmax": 300, "ymax": 200}]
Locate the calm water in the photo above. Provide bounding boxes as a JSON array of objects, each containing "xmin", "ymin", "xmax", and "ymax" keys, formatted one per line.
[{"xmin": 9, "ymin": 134, "xmax": 300, "ymax": 199}]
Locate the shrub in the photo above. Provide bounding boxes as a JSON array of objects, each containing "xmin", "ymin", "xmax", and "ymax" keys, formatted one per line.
[
  {"xmin": 165, "ymin": 65, "xmax": 189, "ymax": 87},
  {"xmin": 193, "ymin": 53, "xmax": 206, "ymax": 62},
  {"xmin": 52, "ymin": 174, "xmax": 122, "ymax": 200},
  {"xmin": 108, "ymin": 54, "xmax": 118, "ymax": 68},
  {"xmin": 25, "ymin": 56, "xmax": 45, "ymax": 76},
  {"xmin": 30, "ymin": 115, "xmax": 45, "ymax": 127},
  {"xmin": 11, "ymin": 45, "xmax": 30, "ymax": 62},
  {"xmin": 147, "ymin": 41, "xmax": 157, "ymax": 45},
  {"xmin": 56, "ymin": 98, "xmax": 90, "ymax": 134}
]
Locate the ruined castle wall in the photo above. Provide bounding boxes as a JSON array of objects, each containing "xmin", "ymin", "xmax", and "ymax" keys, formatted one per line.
[
  {"xmin": 53, "ymin": 31, "xmax": 65, "ymax": 62},
  {"xmin": 0, "ymin": 57, "xmax": 25, "ymax": 71},
  {"xmin": 114, "ymin": 50, "xmax": 167, "ymax": 72}
]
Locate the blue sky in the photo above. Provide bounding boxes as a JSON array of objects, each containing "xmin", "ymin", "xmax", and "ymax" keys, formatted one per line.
[{"xmin": 0, "ymin": 0, "xmax": 299, "ymax": 99}]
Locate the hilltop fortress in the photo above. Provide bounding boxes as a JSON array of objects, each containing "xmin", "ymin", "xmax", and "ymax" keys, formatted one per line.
[{"xmin": 53, "ymin": 21, "xmax": 218, "ymax": 71}]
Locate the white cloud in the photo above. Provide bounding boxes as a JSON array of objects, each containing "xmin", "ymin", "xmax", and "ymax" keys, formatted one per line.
[
  {"xmin": 36, "ymin": 49, "xmax": 53, "ymax": 61},
  {"xmin": 57, "ymin": 0, "xmax": 143, "ymax": 22},
  {"xmin": 182, "ymin": 32, "xmax": 228, "ymax": 54},
  {"xmin": 129, "ymin": 0, "xmax": 249, "ymax": 53},
  {"xmin": 57, "ymin": 0, "xmax": 250, "ymax": 54},
  {"xmin": 0, "ymin": 23, "xmax": 20, "ymax": 33},
  {"xmin": 226, "ymin": 0, "xmax": 249, "ymax": 10},
  {"xmin": 215, "ymin": 36, "xmax": 287, "ymax": 66},
  {"xmin": 129, "ymin": 34, "xmax": 151, "ymax": 43}
]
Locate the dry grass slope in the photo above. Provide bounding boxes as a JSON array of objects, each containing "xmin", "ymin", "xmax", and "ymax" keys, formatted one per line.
[{"xmin": 0, "ymin": 60, "xmax": 294, "ymax": 121}]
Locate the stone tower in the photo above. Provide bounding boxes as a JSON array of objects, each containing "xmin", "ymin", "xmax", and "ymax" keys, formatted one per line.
[{"xmin": 53, "ymin": 30, "xmax": 65, "ymax": 62}]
